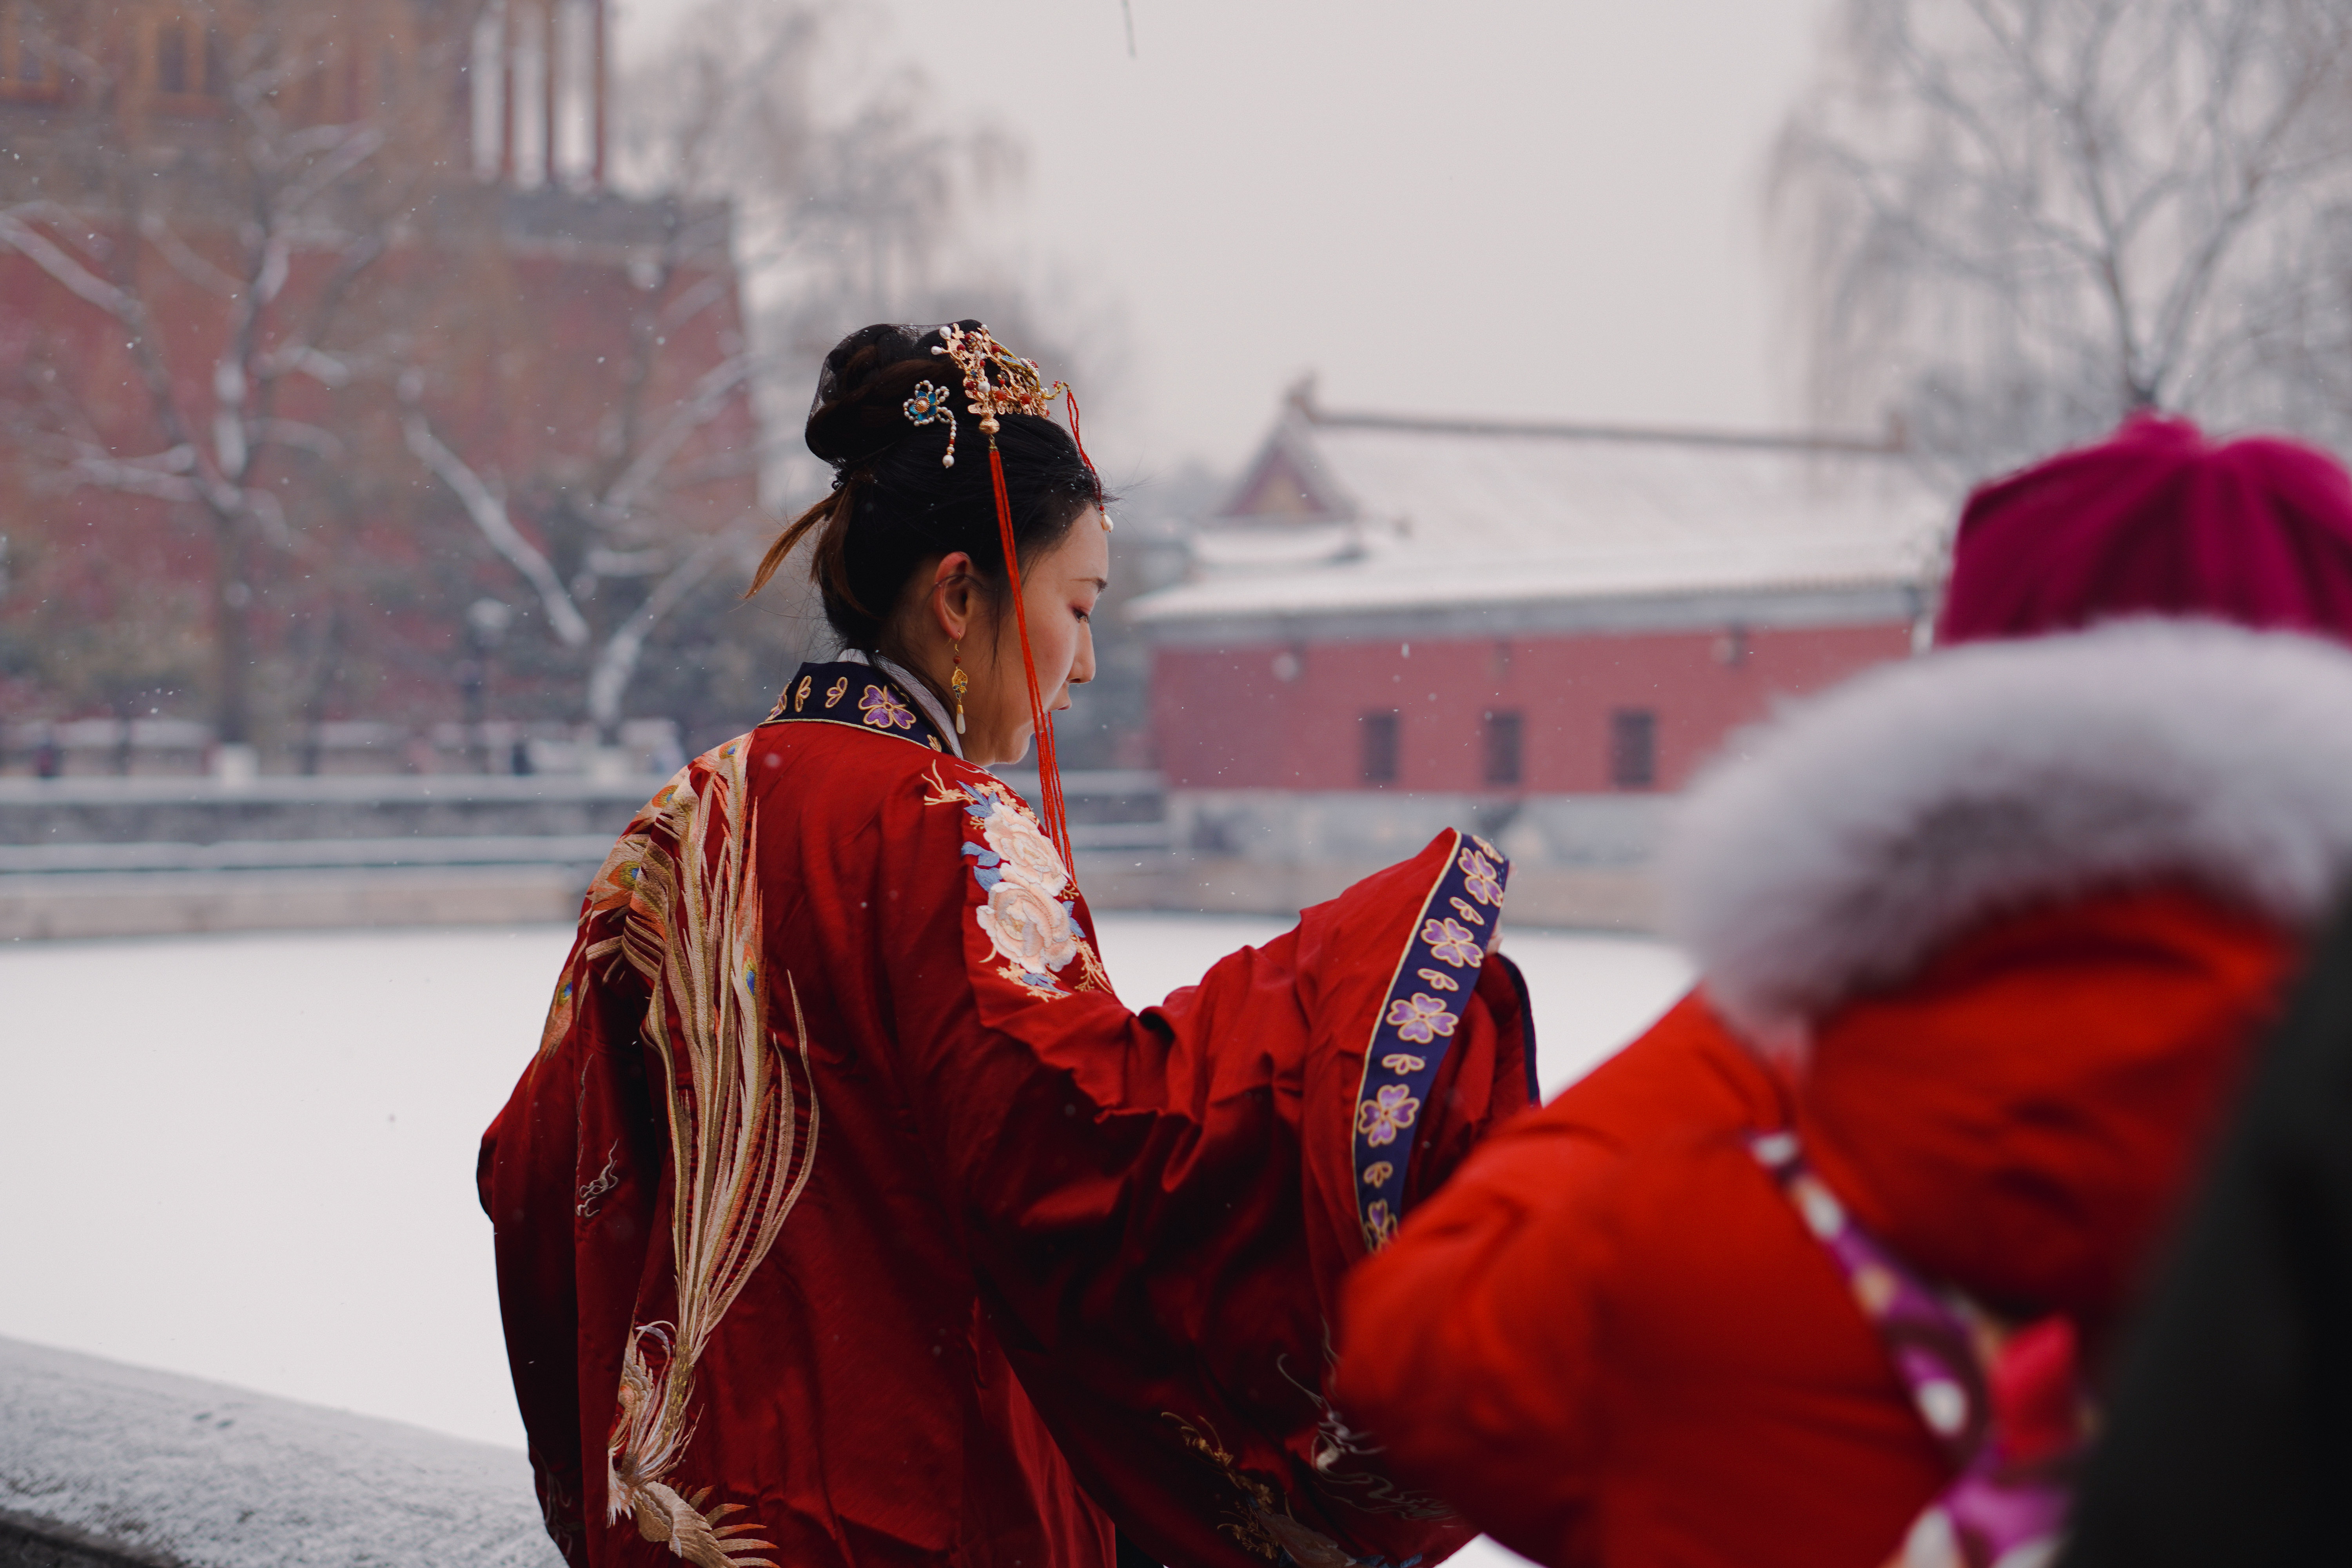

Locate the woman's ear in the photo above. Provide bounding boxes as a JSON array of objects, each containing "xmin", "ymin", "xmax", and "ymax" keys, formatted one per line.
[{"xmin": 930, "ymin": 552, "xmax": 978, "ymax": 641}]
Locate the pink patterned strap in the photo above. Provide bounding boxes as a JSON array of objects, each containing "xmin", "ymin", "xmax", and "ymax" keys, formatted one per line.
[{"xmin": 1748, "ymin": 1132, "xmax": 2089, "ymax": 1568}]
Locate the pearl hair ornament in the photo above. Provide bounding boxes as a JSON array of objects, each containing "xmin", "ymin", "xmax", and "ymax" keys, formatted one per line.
[{"xmin": 902, "ymin": 381, "xmax": 957, "ymax": 468}]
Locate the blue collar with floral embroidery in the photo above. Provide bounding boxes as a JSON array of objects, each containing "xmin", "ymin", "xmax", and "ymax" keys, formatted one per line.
[{"xmin": 760, "ymin": 661, "xmax": 953, "ymax": 755}]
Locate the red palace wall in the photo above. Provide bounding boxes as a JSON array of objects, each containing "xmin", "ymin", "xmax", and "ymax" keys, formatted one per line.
[
  {"xmin": 0, "ymin": 215, "xmax": 757, "ymax": 728},
  {"xmin": 1149, "ymin": 621, "xmax": 1916, "ymax": 794}
]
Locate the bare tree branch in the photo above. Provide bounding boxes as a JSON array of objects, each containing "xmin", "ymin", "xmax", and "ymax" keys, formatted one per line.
[
  {"xmin": 600, "ymin": 352, "xmax": 759, "ymax": 520},
  {"xmin": 0, "ymin": 208, "xmax": 142, "ymax": 320},
  {"xmin": 401, "ymin": 406, "xmax": 595, "ymax": 649},
  {"xmin": 136, "ymin": 213, "xmax": 245, "ymax": 298},
  {"xmin": 1774, "ymin": 0, "xmax": 2352, "ymax": 477},
  {"xmin": 586, "ymin": 514, "xmax": 762, "ymax": 731}
]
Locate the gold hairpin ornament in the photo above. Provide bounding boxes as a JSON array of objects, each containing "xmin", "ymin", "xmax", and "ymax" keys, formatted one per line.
[
  {"xmin": 932, "ymin": 322, "xmax": 1065, "ymax": 442},
  {"xmin": 926, "ymin": 323, "xmax": 1110, "ymax": 531}
]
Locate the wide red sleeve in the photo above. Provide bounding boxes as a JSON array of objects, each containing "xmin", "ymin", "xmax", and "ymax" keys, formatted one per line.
[
  {"xmin": 880, "ymin": 762, "xmax": 1537, "ymax": 1568},
  {"xmin": 478, "ymin": 780, "xmax": 684, "ymax": 1567},
  {"xmin": 1326, "ymin": 1074, "xmax": 1621, "ymax": 1562},
  {"xmin": 477, "ymin": 997, "xmax": 592, "ymax": 1567}
]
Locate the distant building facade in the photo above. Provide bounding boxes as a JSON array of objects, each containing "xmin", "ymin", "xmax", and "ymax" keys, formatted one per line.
[
  {"xmin": 0, "ymin": 0, "xmax": 766, "ymax": 772},
  {"xmin": 1128, "ymin": 390, "xmax": 1947, "ymax": 922}
]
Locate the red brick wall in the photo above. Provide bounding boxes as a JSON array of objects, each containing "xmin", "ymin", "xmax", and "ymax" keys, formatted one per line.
[
  {"xmin": 1149, "ymin": 622, "xmax": 1915, "ymax": 792},
  {"xmin": 0, "ymin": 221, "xmax": 758, "ymax": 726}
]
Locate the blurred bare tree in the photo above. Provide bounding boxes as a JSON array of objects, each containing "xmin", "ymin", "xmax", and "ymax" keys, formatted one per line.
[
  {"xmin": 0, "ymin": 0, "xmax": 1118, "ymax": 768},
  {"xmin": 394, "ymin": 192, "xmax": 766, "ymax": 747},
  {"xmin": 0, "ymin": 0, "xmax": 461, "ymax": 747},
  {"xmin": 615, "ymin": 0, "xmax": 1114, "ymax": 524},
  {"xmin": 0, "ymin": 0, "xmax": 777, "ymax": 761},
  {"xmin": 1774, "ymin": 0, "xmax": 2352, "ymax": 481}
]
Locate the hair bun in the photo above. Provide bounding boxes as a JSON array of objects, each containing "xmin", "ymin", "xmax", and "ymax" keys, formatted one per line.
[{"xmin": 804, "ymin": 320, "xmax": 983, "ymax": 467}]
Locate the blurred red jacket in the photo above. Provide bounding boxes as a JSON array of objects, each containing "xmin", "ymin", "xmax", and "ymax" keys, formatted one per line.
[{"xmin": 1334, "ymin": 622, "xmax": 2352, "ymax": 1568}]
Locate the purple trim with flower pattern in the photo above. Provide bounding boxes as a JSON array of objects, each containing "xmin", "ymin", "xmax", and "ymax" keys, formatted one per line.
[
  {"xmin": 1748, "ymin": 1131, "xmax": 2084, "ymax": 1568},
  {"xmin": 1351, "ymin": 831, "xmax": 1512, "ymax": 1251},
  {"xmin": 858, "ymin": 684, "xmax": 918, "ymax": 731}
]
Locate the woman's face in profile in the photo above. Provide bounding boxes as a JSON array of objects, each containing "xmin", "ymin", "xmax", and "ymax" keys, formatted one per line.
[{"xmin": 962, "ymin": 508, "xmax": 1108, "ymax": 766}]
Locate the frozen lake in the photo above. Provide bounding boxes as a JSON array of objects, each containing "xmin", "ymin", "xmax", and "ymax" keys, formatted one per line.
[{"xmin": 0, "ymin": 913, "xmax": 1687, "ymax": 1481}]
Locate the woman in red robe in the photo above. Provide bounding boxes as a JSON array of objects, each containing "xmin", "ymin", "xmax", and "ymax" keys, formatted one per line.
[{"xmin": 480, "ymin": 323, "xmax": 1536, "ymax": 1568}]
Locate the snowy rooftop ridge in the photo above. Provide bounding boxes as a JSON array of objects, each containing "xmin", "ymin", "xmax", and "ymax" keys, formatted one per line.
[
  {"xmin": 1130, "ymin": 394, "xmax": 1952, "ymax": 631},
  {"xmin": 0, "ymin": 1335, "xmax": 561, "ymax": 1568}
]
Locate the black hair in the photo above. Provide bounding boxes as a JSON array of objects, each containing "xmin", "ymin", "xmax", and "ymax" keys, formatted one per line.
[{"xmin": 749, "ymin": 321, "xmax": 1107, "ymax": 656}]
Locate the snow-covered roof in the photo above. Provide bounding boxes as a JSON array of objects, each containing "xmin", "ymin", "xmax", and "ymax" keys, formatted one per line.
[{"xmin": 1131, "ymin": 399, "xmax": 1951, "ymax": 639}]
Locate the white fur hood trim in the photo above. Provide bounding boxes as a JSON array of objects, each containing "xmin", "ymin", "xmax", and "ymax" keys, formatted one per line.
[{"xmin": 1664, "ymin": 621, "xmax": 2352, "ymax": 1041}]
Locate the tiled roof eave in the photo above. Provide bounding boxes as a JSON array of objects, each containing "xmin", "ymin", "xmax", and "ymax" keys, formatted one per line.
[{"xmin": 1129, "ymin": 566, "xmax": 1933, "ymax": 625}]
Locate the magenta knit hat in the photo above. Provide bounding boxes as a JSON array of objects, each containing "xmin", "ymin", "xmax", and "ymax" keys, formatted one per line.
[{"xmin": 1936, "ymin": 414, "xmax": 2352, "ymax": 646}]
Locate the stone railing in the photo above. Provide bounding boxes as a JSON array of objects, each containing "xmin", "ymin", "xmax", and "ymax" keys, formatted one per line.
[
  {"xmin": 0, "ymin": 718, "xmax": 688, "ymax": 784},
  {"xmin": 0, "ymin": 773, "xmax": 663, "ymax": 849},
  {"xmin": 0, "ymin": 773, "xmax": 1664, "ymax": 936},
  {"xmin": 0, "ymin": 772, "xmax": 1180, "ymax": 941},
  {"xmin": 0, "ymin": 774, "xmax": 662, "ymax": 941},
  {"xmin": 0, "ymin": 1335, "xmax": 561, "ymax": 1568},
  {"xmin": 1152, "ymin": 789, "xmax": 1669, "ymax": 931}
]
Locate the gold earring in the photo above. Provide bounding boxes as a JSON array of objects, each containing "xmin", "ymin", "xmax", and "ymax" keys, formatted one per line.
[{"xmin": 950, "ymin": 641, "xmax": 969, "ymax": 735}]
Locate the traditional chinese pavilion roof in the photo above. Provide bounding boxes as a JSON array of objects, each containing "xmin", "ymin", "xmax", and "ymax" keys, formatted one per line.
[{"xmin": 1130, "ymin": 392, "xmax": 1950, "ymax": 642}]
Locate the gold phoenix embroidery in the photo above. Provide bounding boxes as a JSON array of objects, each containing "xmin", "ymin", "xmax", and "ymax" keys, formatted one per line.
[
  {"xmin": 537, "ymin": 773, "xmax": 695, "ymax": 1061},
  {"xmin": 604, "ymin": 744, "xmax": 821, "ymax": 1568},
  {"xmin": 1161, "ymin": 1413, "xmax": 1370, "ymax": 1567},
  {"xmin": 1276, "ymin": 1348, "xmax": 1456, "ymax": 1522},
  {"xmin": 1163, "ymin": 1412, "xmax": 1285, "ymax": 1561},
  {"xmin": 564, "ymin": 769, "xmax": 698, "ymax": 1027}
]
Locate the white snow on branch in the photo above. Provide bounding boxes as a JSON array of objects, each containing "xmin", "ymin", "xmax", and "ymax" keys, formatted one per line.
[
  {"xmin": 585, "ymin": 514, "xmax": 760, "ymax": 731},
  {"xmin": 402, "ymin": 409, "xmax": 593, "ymax": 648},
  {"xmin": 0, "ymin": 208, "xmax": 141, "ymax": 323},
  {"xmin": 599, "ymin": 353, "xmax": 757, "ymax": 522},
  {"xmin": 137, "ymin": 212, "xmax": 244, "ymax": 298}
]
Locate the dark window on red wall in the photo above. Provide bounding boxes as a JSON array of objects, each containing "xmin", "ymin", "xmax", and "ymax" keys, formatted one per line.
[
  {"xmin": 1610, "ymin": 709, "xmax": 1657, "ymax": 789},
  {"xmin": 2, "ymin": 6, "xmax": 60, "ymax": 94},
  {"xmin": 155, "ymin": 24, "xmax": 188, "ymax": 92},
  {"xmin": 1361, "ymin": 711, "xmax": 1400, "ymax": 786},
  {"xmin": 1484, "ymin": 710, "xmax": 1523, "ymax": 787}
]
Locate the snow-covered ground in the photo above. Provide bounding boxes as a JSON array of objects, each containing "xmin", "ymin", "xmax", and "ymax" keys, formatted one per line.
[{"xmin": 0, "ymin": 915, "xmax": 1687, "ymax": 1535}]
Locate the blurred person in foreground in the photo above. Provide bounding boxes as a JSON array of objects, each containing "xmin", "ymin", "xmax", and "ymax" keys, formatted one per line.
[
  {"xmin": 2059, "ymin": 896, "xmax": 2352, "ymax": 1562},
  {"xmin": 479, "ymin": 323, "xmax": 1536, "ymax": 1568},
  {"xmin": 1329, "ymin": 414, "xmax": 2352, "ymax": 1568}
]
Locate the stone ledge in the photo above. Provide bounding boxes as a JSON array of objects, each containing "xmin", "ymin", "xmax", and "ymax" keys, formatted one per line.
[
  {"xmin": 1076, "ymin": 855, "xmax": 1659, "ymax": 933},
  {"xmin": 0, "ymin": 856, "xmax": 1656, "ymax": 942},
  {"xmin": 0, "ymin": 776, "xmax": 667, "ymax": 808},
  {"xmin": 0, "ymin": 867, "xmax": 591, "ymax": 942},
  {"xmin": 0, "ymin": 1337, "xmax": 559, "ymax": 1568},
  {"xmin": 0, "ymin": 1506, "xmax": 186, "ymax": 1568}
]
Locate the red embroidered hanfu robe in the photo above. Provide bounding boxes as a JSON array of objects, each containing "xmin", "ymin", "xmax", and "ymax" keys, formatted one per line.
[{"xmin": 480, "ymin": 659, "xmax": 1537, "ymax": 1568}]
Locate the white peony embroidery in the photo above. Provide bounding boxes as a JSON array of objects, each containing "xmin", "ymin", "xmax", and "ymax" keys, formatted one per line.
[
  {"xmin": 981, "ymin": 802, "xmax": 1070, "ymax": 893},
  {"xmin": 976, "ymin": 877, "xmax": 1079, "ymax": 975}
]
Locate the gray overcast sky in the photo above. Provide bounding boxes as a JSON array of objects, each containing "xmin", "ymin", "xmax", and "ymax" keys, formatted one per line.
[{"xmin": 617, "ymin": 0, "xmax": 1837, "ymax": 474}]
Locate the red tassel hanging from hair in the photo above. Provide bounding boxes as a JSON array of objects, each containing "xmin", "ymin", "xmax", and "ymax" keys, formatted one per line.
[
  {"xmin": 1065, "ymin": 387, "xmax": 1099, "ymax": 487},
  {"xmin": 988, "ymin": 441, "xmax": 1076, "ymax": 874}
]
